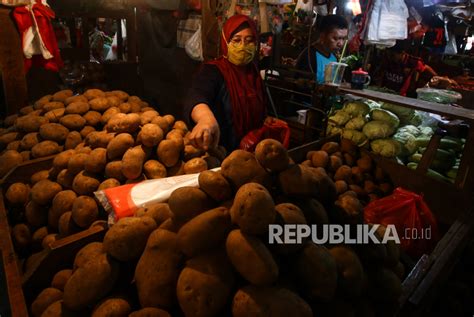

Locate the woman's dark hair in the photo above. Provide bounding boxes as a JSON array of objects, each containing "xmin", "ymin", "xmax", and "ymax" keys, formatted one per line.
[
  {"xmin": 319, "ymin": 15, "xmax": 348, "ymax": 33},
  {"xmin": 231, "ymin": 22, "xmax": 250, "ymax": 39}
]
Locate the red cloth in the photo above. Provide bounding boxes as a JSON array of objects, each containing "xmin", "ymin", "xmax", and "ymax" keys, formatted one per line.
[
  {"xmin": 13, "ymin": 1, "xmax": 63, "ymax": 73},
  {"xmin": 206, "ymin": 15, "xmax": 266, "ymax": 139}
]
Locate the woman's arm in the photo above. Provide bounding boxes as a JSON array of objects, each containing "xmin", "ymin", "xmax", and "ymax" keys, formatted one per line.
[{"xmin": 188, "ymin": 103, "xmax": 220, "ymax": 150}]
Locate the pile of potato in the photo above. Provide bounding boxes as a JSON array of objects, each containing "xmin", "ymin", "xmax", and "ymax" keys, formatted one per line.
[
  {"xmin": 29, "ymin": 138, "xmax": 403, "ymax": 317},
  {"xmin": 2, "ymin": 89, "xmax": 225, "ymax": 267}
]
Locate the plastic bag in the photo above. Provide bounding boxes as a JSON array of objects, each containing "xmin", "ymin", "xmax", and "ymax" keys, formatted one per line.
[
  {"xmin": 444, "ymin": 33, "xmax": 457, "ymax": 55},
  {"xmin": 240, "ymin": 117, "xmax": 290, "ymax": 152},
  {"xmin": 364, "ymin": 187, "xmax": 439, "ymax": 258},
  {"xmin": 185, "ymin": 24, "xmax": 203, "ymax": 61},
  {"xmin": 95, "ymin": 168, "xmax": 220, "ymax": 223},
  {"xmin": 377, "ymin": 0, "xmax": 408, "ymax": 40},
  {"xmin": 416, "ymin": 88, "xmax": 462, "ymax": 104}
]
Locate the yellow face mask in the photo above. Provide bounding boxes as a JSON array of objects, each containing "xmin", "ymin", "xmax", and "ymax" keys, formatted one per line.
[{"xmin": 224, "ymin": 31, "xmax": 256, "ymax": 66}]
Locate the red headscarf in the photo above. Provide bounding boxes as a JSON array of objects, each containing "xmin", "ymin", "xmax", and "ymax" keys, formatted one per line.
[{"xmin": 207, "ymin": 15, "xmax": 266, "ymax": 139}]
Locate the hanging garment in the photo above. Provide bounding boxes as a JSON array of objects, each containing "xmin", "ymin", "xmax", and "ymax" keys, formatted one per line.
[{"xmin": 13, "ymin": 0, "xmax": 63, "ymax": 72}]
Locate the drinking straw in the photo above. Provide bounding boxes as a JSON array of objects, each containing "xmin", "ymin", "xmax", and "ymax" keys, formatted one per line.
[{"xmin": 332, "ymin": 39, "xmax": 349, "ymax": 84}]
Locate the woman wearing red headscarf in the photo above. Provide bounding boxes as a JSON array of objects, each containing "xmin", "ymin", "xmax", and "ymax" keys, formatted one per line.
[{"xmin": 184, "ymin": 14, "xmax": 266, "ymax": 151}]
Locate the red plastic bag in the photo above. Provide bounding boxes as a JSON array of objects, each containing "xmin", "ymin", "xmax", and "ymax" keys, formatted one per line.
[
  {"xmin": 364, "ymin": 187, "xmax": 439, "ymax": 258},
  {"xmin": 240, "ymin": 117, "xmax": 290, "ymax": 152}
]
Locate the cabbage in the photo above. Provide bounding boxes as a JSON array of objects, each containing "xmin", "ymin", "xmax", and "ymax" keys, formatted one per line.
[
  {"xmin": 327, "ymin": 124, "xmax": 343, "ymax": 136},
  {"xmin": 408, "ymin": 112, "xmax": 422, "ymax": 126},
  {"xmin": 370, "ymin": 109, "xmax": 400, "ymax": 128},
  {"xmin": 381, "ymin": 103, "xmax": 414, "ymax": 125},
  {"xmin": 362, "ymin": 120, "xmax": 396, "ymax": 140},
  {"xmin": 328, "ymin": 110, "xmax": 351, "ymax": 126},
  {"xmin": 342, "ymin": 129, "xmax": 368, "ymax": 146},
  {"xmin": 343, "ymin": 101, "xmax": 370, "ymax": 117},
  {"xmin": 371, "ymin": 139, "xmax": 402, "ymax": 158},
  {"xmin": 418, "ymin": 126, "xmax": 434, "ymax": 137},
  {"xmin": 397, "ymin": 125, "xmax": 421, "ymax": 137},
  {"xmin": 393, "ymin": 131, "xmax": 418, "ymax": 155},
  {"xmin": 345, "ymin": 116, "xmax": 367, "ymax": 130}
]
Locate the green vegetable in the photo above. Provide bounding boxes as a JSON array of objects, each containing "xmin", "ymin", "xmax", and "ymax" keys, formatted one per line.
[
  {"xmin": 426, "ymin": 169, "xmax": 453, "ymax": 183},
  {"xmin": 328, "ymin": 110, "xmax": 351, "ymax": 126},
  {"xmin": 407, "ymin": 162, "xmax": 418, "ymax": 170},
  {"xmin": 393, "ymin": 130, "xmax": 418, "ymax": 155},
  {"xmin": 345, "ymin": 116, "xmax": 367, "ymax": 130},
  {"xmin": 409, "ymin": 153, "xmax": 422, "ymax": 162},
  {"xmin": 381, "ymin": 103, "xmax": 415, "ymax": 125},
  {"xmin": 363, "ymin": 120, "xmax": 396, "ymax": 140},
  {"xmin": 446, "ymin": 166, "xmax": 458, "ymax": 179},
  {"xmin": 439, "ymin": 138, "xmax": 463, "ymax": 152},
  {"xmin": 370, "ymin": 139, "xmax": 402, "ymax": 158},
  {"xmin": 342, "ymin": 129, "xmax": 368, "ymax": 146},
  {"xmin": 418, "ymin": 126, "xmax": 434, "ymax": 137},
  {"xmin": 370, "ymin": 109, "xmax": 400, "ymax": 128},
  {"xmin": 343, "ymin": 101, "xmax": 370, "ymax": 117},
  {"xmin": 397, "ymin": 125, "xmax": 421, "ymax": 137}
]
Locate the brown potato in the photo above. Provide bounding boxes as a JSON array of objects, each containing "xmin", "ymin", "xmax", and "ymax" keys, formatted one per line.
[
  {"xmin": 53, "ymin": 89, "xmax": 73, "ymax": 102},
  {"xmin": 42, "ymin": 233, "xmax": 58, "ymax": 249},
  {"xmin": 198, "ymin": 170, "xmax": 232, "ymax": 202},
  {"xmin": 89, "ymin": 97, "xmax": 110, "ymax": 112},
  {"xmin": 31, "ymin": 170, "xmax": 49, "ymax": 184},
  {"xmin": 12, "ymin": 223, "xmax": 32, "ymax": 250},
  {"xmin": 335, "ymin": 180, "xmax": 348, "ymax": 195},
  {"xmin": 105, "ymin": 161, "xmax": 126, "ymax": 182},
  {"xmin": 20, "ymin": 105, "xmax": 35, "ymax": 115},
  {"xmin": 31, "ymin": 140, "xmax": 61, "ymax": 158},
  {"xmin": 30, "ymin": 179, "xmax": 62, "ymax": 205},
  {"xmin": 143, "ymin": 160, "xmax": 167, "ymax": 179},
  {"xmin": 4, "ymin": 114, "xmax": 18, "ymax": 127},
  {"xmin": 110, "ymin": 90, "xmax": 129, "ymax": 101},
  {"xmin": 106, "ymin": 113, "xmax": 141, "ymax": 133},
  {"xmin": 63, "ymin": 253, "xmax": 119, "ymax": 311},
  {"xmin": 173, "ymin": 120, "xmax": 188, "ymax": 132},
  {"xmin": 34, "ymin": 94, "xmax": 52, "ymax": 109},
  {"xmin": 20, "ymin": 150, "xmax": 30, "ymax": 161},
  {"xmin": 49, "ymin": 190, "xmax": 77, "ymax": 229},
  {"xmin": 140, "ymin": 110, "xmax": 159, "ymax": 125},
  {"xmin": 64, "ymin": 131, "xmax": 82, "ymax": 150},
  {"xmin": 91, "ymin": 298, "xmax": 132, "ymax": 317},
  {"xmin": 32, "ymin": 226, "xmax": 48, "ymax": 250},
  {"xmin": 221, "ymin": 150, "xmax": 271, "ymax": 189},
  {"xmin": 56, "ymin": 169, "xmax": 75, "ymax": 189},
  {"xmin": 0, "ymin": 131, "xmax": 21, "ymax": 147},
  {"xmin": 129, "ymin": 308, "xmax": 171, "ymax": 317},
  {"xmin": 0, "ymin": 150, "xmax": 23, "ymax": 177},
  {"xmin": 65, "ymin": 102, "xmax": 89, "ymax": 115},
  {"xmin": 25, "ymin": 200, "xmax": 48, "ymax": 227},
  {"xmin": 106, "ymin": 133, "xmax": 134, "ymax": 160},
  {"xmin": 138, "ymin": 123, "xmax": 163, "ymax": 147},
  {"xmin": 177, "ymin": 207, "xmax": 231, "ymax": 257},
  {"xmin": 84, "ymin": 88, "xmax": 106, "ymax": 100},
  {"xmin": 6, "ymin": 182, "xmax": 29, "ymax": 205},
  {"xmin": 98, "ymin": 178, "xmax": 121, "ymax": 190},
  {"xmin": 74, "ymin": 242, "xmax": 105, "ymax": 269},
  {"xmin": 6, "ymin": 140, "xmax": 21, "ymax": 151},
  {"xmin": 31, "ymin": 287, "xmax": 63, "ymax": 317},
  {"xmin": 103, "ymin": 216, "xmax": 157, "ymax": 261},
  {"xmin": 122, "ymin": 146, "xmax": 146, "ymax": 180},
  {"xmin": 183, "ymin": 157, "xmax": 208, "ymax": 174},
  {"xmin": 255, "ymin": 139, "xmax": 290, "ymax": 172},
  {"xmin": 79, "ymin": 126, "xmax": 95, "ymax": 138},
  {"xmin": 86, "ymin": 131, "xmax": 115, "ymax": 149},
  {"xmin": 101, "ymin": 106, "xmax": 121, "ymax": 125},
  {"xmin": 44, "ymin": 108, "xmax": 66, "ymax": 123},
  {"xmin": 106, "ymin": 95, "xmax": 121, "ymax": 108},
  {"xmin": 118, "ymin": 102, "xmax": 132, "ymax": 113},
  {"xmin": 230, "ymin": 183, "xmax": 276, "ymax": 235},
  {"xmin": 20, "ymin": 132, "xmax": 41, "ymax": 151},
  {"xmin": 329, "ymin": 155, "xmax": 343, "ymax": 172},
  {"xmin": 52, "ymin": 149, "xmax": 75, "ymax": 170},
  {"xmin": 59, "ymin": 114, "xmax": 86, "ymax": 131},
  {"xmin": 67, "ymin": 153, "xmax": 89, "ymax": 175},
  {"xmin": 157, "ymin": 139, "xmax": 181, "ymax": 168},
  {"xmin": 183, "ymin": 145, "xmax": 205, "ymax": 161},
  {"xmin": 321, "ymin": 141, "xmax": 340, "ymax": 154},
  {"xmin": 333, "ymin": 193, "xmax": 364, "ymax": 225},
  {"xmin": 51, "ymin": 269, "xmax": 73, "ymax": 291},
  {"xmin": 65, "ymin": 95, "xmax": 88, "ymax": 105},
  {"xmin": 334, "ymin": 165, "xmax": 352, "ymax": 182},
  {"xmin": 167, "ymin": 160, "xmax": 185, "ymax": 177},
  {"xmin": 226, "ymin": 229, "xmax": 278, "ymax": 285},
  {"xmin": 330, "ymin": 246, "xmax": 365, "ymax": 297},
  {"xmin": 272, "ymin": 203, "xmax": 307, "ymax": 254},
  {"xmin": 39, "ymin": 123, "xmax": 69, "ymax": 142},
  {"xmin": 72, "ymin": 171, "xmax": 101, "ymax": 196},
  {"xmin": 82, "ymin": 111, "xmax": 101, "ymax": 127},
  {"xmin": 84, "ymin": 148, "xmax": 107, "ymax": 174},
  {"xmin": 15, "ymin": 115, "xmax": 49, "ymax": 133},
  {"xmin": 135, "ymin": 202, "xmax": 172, "ymax": 227},
  {"xmin": 202, "ymin": 155, "xmax": 221, "ymax": 169},
  {"xmin": 71, "ymin": 196, "xmax": 99, "ymax": 228},
  {"xmin": 163, "ymin": 114, "xmax": 175, "ymax": 126},
  {"xmin": 152, "ymin": 116, "xmax": 170, "ymax": 134},
  {"xmin": 168, "ymin": 187, "xmax": 214, "ymax": 222},
  {"xmin": 43, "ymin": 101, "xmax": 65, "ymax": 112},
  {"xmin": 357, "ymin": 157, "xmax": 373, "ymax": 173},
  {"xmin": 58, "ymin": 211, "xmax": 80, "ymax": 237}
]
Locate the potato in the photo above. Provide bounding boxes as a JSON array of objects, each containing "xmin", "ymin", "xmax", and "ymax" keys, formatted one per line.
[
  {"xmin": 86, "ymin": 131, "xmax": 115, "ymax": 149},
  {"xmin": 25, "ymin": 200, "xmax": 47, "ymax": 227},
  {"xmin": 59, "ymin": 114, "xmax": 86, "ymax": 131},
  {"xmin": 330, "ymin": 246, "xmax": 365, "ymax": 297},
  {"xmin": 105, "ymin": 161, "xmax": 125, "ymax": 182},
  {"xmin": 51, "ymin": 269, "xmax": 73, "ymax": 291},
  {"xmin": 56, "ymin": 169, "xmax": 74, "ymax": 189},
  {"xmin": 57, "ymin": 211, "xmax": 77, "ymax": 237},
  {"xmin": 128, "ymin": 95, "xmax": 142, "ymax": 104},
  {"xmin": 221, "ymin": 150, "xmax": 271, "ymax": 190},
  {"xmin": 91, "ymin": 298, "xmax": 131, "ymax": 317},
  {"xmin": 15, "ymin": 115, "xmax": 49, "ymax": 133},
  {"xmin": 30, "ymin": 179, "xmax": 62, "ymax": 205},
  {"xmin": 5, "ymin": 140, "xmax": 20, "ymax": 151},
  {"xmin": 64, "ymin": 102, "xmax": 89, "ymax": 115},
  {"xmin": 63, "ymin": 253, "xmax": 119, "ymax": 311},
  {"xmin": 183, "ymin": 145, "xmax": 204, "ymax": 161},
  {"xmin": 0, "ymin": 131, "xmax": 20, "ymax": 146},
  {"xmin": 333, "ymin": 194, "xmax": 364, "ymax": 225},
  {"xmin": 49, "ymin": 190, "xmax": 77, "ymax": 229},
  {"xmin": 98, "ymin": 178, "xmax": 121, "ymax": 190},
  {"xmin": 4, "ymin": 114, "xmax": 18, "ymax": 127},
  {"xmin": 103, "ymin": 216, "xmax": 157, "ymax": 261},
  {"xmin": 20, "ymin": 105, "xmax": 35, "ymax": 115},
  {"xmin": 177, "ymin": 207, "xmax": 231, "ymax": 257},
  {"xmin": 84, "ymin": 88, "xmax": 106, "ymax": 100},
  {"xmin": 135, "ymin": 229, "xmax": 184, "ymax": 309},
  {"xmin": 140, "ymin": 110, "xmax": 159, "ymax": 125},
  {"xmin": 34, "ymin": 94, "xmax": 52, "ymax": 109},
  {"xmin": 183, "ymin": 157, "xmax": 208, "ymax": 174},
  {"xmin": 31, "ymin": 287, "xmax": 63, "ymax": 317},
  {"xmin": 84, "ymin": 148, "xmax": 107, "ymax": 174},
  {"xmin": 255, "ymin": 139, "xmax": 290, "ymax": 172},
  {"xmin": 42, "ymin": 233, "xmax": 58, "ymax": 248},
  {"xmin": 197, "ymin": 170, "xmax": 232, "ymax": 202},
  {"xmin": 135, "ymin": 203, "xmax": 172, "ymax": 227},
  {"xmin": 38, "ymin": 123, "xmax": 69, "ymax": 143},
  {"xmin": 156, "ymin": 139, "xmax": 181, "ymax": 168},
  {"xmin": 335, "ymin": 180, "xmax": 348, "ymax": 195},
  {"xmin": 230, "ymin": 183, "xmax": 276, "ymax": 235},
  {"xmin": 166, "ymin": 129, "xmax": 185, "ymax": 141},
  {"xmin": 129, "ymin": 308, "xmax": 171, "ymax": 317},
  {"xmin": 321, "ymin": 141, "xmax": 340, "ymax": 154},
  {"xmin": 20, "ymin": 132, "xmax": 41, "ymax": 151},
  {"xmin": 31, "ymin": 140, "xmax": 61, "ymax": 158},
  {"xmin": 79, "ymin": 126, "xmax": 95, "ymax": 139},
  {"xmin": 226, "ymin": 229, "xmax": 278, "ymax": 285},
  {"xmin": 81, "ymin": 111, "xmax": 100, "ymax": 127},
  {"xmin": 167, "ymin": 160, "xmax": 185, "ymax": 177},
  {"xmin": 12, "ymin": 223, "xmax": 32, "ymax": 249},
  {"xmin": 20, "ymin": 150, "xmax": 30, "ymax": 161},
  {"xmin": 343, "ymin": 153, "xmax": 355, "ymax": 166},
  {"xmin": 138, "ymin": 123, "xmax": 163, "ymax": 147},
  {"xmin": 89, "ymin": 97, "xmax": 110, "ymax": 112},
  {"xmin": 52, "ymin": 89, "xmax": 73, "ymax": 102},
  {"xmin": 72, "ymin": 171, "xmax": 101, "ymax": 196},
  {"xmin": 64, "ymin": 131, "xmax": 82, "ymax": 150},
  {"xmin": 334, "ymin": 165, "xmax": 352, "ymax": 182},
  {"xmin": 173, "ymin": 120, "xmax": 188, "ymax": 131},
  {"xmin": 106, "ymin": 95, "xmax": 121, "ymax": 108},
  {"xmin": 67, "ymin": 153, "xmax": 88, "ymax": 175},
  {"xmin": 143, "ymin": 160, "xmax": 167, "ymax": 179},
  {"xmin": 278, "ymin": 164, "xmax": 322, "ymax": 198},
  {"xmin": 106, "ymin": 113, "xmax": 140, "ymax": 133},
  {"xmin": 272, "ymin": 203, "xmax": 307, "ymax": 254},
  {"xmin": 44, "ymin": 108, "xmax": 65, "ymax": 123},
  {"xmin": 202, "ymin": 155, "xmax": 221, "ymax": 169},
  {"xmin": 327, "ymin": 155, "xmax": 342, "ymax": 172},
  {"xmin": 65, "ymin": 95, "xmax": 88, "ymax": 105},
  {"xmin": 74, "ymin": 242, "xmax": 104, "ymax": 269},
  {"xmin": 152, "ymin": 116, "xmax": 170, "ymax": 134},
  {"xmin": 101, "ymin": 107, "xmax": 121, "ymax": 125},
  {"xmin": 52, "ymin": 149, "xmax": 75, "ymax": 170},
  {"xmin": 108, "ymin": 90, "xmax": 129, "ymax": 101},
  {"xmin": 5, "ymin": 182, "xmax": 29, "ymax": 205},
  {"xmin": 0, "ymin": 151, "xmax": 23, "ymax": 178},
  {"xmin": 43, "ymin": 101, "xmax": 65, "ymax": 112},
  {"xmin": 119, "ymin": 145, "xmax": 145, "ymax": 180},
  {"xmin": 357, "ymin": 157, "xmax": 373, "ymax": 173},
  {"xmin": 168, "ymin": 187, "xmax": 214, "ymax": 222},
  {"xmin": 117, "ymin": 102, "xmax": 132, "ymax": 113},
  {"xmin": 31, "ymin": 170, "xmax": 49, "ymax": 184},
  {"xmin": 163, "ymin": 114, "xmax": 175, "ymax": 126},
  {"xmin": 232, "ymin": 286, "xmax": 312, "ymax": 317},
  {"xmin": 106, "ymin": 133, "xmax": 134, "ymax": 160},
  {"xmin": 32, "ymin": 226, "xmax": 49, "ymax": 250},
  {"xmin": 177, "ymin": 253, "xmax": 234, "ymax": 317}
]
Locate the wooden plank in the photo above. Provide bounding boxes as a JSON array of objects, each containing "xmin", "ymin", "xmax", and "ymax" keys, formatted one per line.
[
  {"xmin": 338, "ymin": 86, "xmax": 474, "ymax": 122},
  {"xmin": 0, "ymin": 155, "xmax": 55, "ymax": 188}
]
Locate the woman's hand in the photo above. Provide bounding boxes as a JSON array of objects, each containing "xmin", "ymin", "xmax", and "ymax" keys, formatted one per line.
[{"xmin": 189, "ymin": 103, "xmax": 220, "ymax": 150}]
